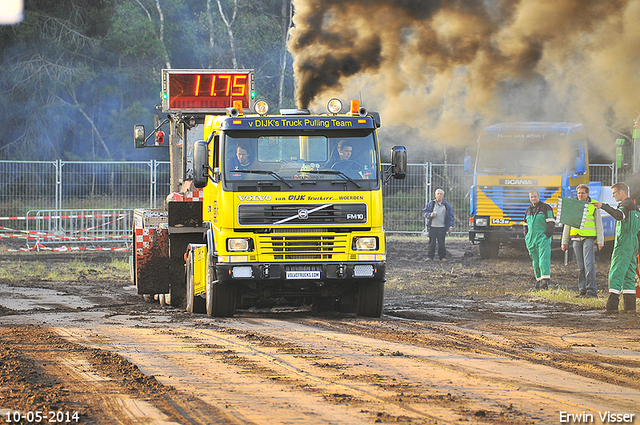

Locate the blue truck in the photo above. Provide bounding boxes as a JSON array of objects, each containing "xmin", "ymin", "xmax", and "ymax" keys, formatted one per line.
[{"xmin": 465, "ymin": 122, "xmax": 614, "ymax": 259}]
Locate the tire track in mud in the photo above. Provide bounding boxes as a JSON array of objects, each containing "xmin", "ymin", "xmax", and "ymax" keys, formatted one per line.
[
  {"xmin": 0, "ymin": 325, "xmax": 241, "ymax": 425},
  {"xmin": 64, "ymin": 323, "xmax": 457, "ymax": 424},
  {"xmin": 59, "ymin": 316, "xmax": 640, "ymax": 424},
  {"xmin": 209, "ymin": 318, "xmax": 640, "ymax": 413},
  {"xmin": 307, "ymin": 315, "xmax": 640, "ymax": 391}
]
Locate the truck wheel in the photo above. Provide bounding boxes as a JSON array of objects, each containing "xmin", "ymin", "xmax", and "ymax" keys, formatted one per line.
[
  {"xmin": 205, "ymin": 254, "xmax": 236, "ymax": 317},
  {"xmin": 186, "ymin": 251, "xmax": 205, "ymax": 314},
  {"xmin": 479, "ymin": 241, "xmax": 499, "ymax": 259},
  {"xmin": 356, "ymin": 281, "xmax": 384, "ymax": 317}
]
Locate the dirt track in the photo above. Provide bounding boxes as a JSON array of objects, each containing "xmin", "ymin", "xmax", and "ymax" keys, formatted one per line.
[{"xmin": 0, "ymin": 238, "xmax": 639, "ymax": 424}]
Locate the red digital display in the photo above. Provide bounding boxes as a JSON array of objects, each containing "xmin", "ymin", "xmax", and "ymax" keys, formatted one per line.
[{"xmin": 162, "ymin": 70, "xmax": 254, "ymax": 113}]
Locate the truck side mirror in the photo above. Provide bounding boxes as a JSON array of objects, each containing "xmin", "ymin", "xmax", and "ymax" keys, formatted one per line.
[
  {"xmin": 615, "ymin": 138, "xmax": 629, "ymax": 170},
  {"xmin": 463, "ymin": 147, "xmax": 476, "ymax": 174},
  {"xmin": 134, "ymin": 125, "xmax": 146, "ymax": 148},
  {"xmin": 574, "ymin": 154, "xmax": 586, "ymax": 175},
  {"xmin": 390, "ymin": 146, "xmax": 407, "ymax": 180},
  {"xmin": 464, "ymin": 156, "xmax": 473, "ymax": 174},
  {"xmin": 193, "ymin": 140, "xmax": 210, "ymax": 188}
]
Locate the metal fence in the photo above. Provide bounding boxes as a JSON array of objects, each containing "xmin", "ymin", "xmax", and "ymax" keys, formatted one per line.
[
  {"xmin": 0, "ymin": 160, "xmax": 170, "ymax": 217},
  {"xmin": 380, "ymin": 162, "xmax": 624, "ymax": 235},
  {"xmin": 382, "ymin": 163, "xmax": 472, "ymax": 234},
  {"xmin": 0, "ymin": 160, "xmax": 622, "ymax": 250},
  {"xmin": 0, "ymin": 160, "xmax": 170, "ymax": 250},
  {"xmin": 26, "ymin": 208, "xmax": 133, "ymax": 249}
]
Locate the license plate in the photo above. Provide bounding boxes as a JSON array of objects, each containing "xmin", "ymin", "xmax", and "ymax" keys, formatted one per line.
[{"xmin": 286, "ymin": 270, "xmax": 321, "ymax": 279}]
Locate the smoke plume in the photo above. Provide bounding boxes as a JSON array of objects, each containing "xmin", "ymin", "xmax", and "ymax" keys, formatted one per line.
[{"xmin": 288, "ymin": 0, "xmax": 640, "ymax": 155}]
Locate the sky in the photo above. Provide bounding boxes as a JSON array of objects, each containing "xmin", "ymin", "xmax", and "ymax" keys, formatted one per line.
[{"xmin": 287, "ymin": 0, "xmax": 640, "ymax": 159}]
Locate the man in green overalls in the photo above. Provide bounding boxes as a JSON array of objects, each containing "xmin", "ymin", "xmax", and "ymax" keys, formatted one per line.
[
  {"xmin": 594, "ymin": 182, "xmax": 640, "ymax": 312},
  {"xmin": 524, "ymin": 188, "xmax": 555, "ymax": 290}
]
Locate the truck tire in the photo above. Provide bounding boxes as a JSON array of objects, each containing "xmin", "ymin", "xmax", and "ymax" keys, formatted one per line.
[
  {"xmin": 205, "ymin": 253, "xmax": 236, "ymax": 317},
  {"xmin": 356, "ymin": 281, "xmax": 384, "ymax": 317},
  {"xmin": 479, "ymin": 241, "xmax": 499, "ymax": 259},
  {"xmin": 186, "ymin": 251, "xmax": 205, "ymax": 314}
]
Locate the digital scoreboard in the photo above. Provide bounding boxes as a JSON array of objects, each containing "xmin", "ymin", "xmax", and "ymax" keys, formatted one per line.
[{"xmin": 161, "ymin": 69, "xmax": 255, "ymax": 113}]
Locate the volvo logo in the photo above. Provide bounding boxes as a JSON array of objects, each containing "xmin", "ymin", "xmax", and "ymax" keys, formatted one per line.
[{"xmin": 297, "ymin": 209, "xmax": 309, "ymax": 220}]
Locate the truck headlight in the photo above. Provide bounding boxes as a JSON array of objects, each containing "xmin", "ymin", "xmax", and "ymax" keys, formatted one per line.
[
  {"xmin": 227, "ymin": 238, "xmax": 252, "ymax": 252},
  {"xmin": 475, "ymin": 217, "xmax": 488, "ymax": 227},
  {"xmin": 353, "ymin": 236, "xmax": 377, "ymax": 251}
]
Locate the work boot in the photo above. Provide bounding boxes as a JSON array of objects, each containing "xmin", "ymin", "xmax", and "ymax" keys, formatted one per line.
[
  {"xmin": 623, "ymin": 294, "xmax": 636, "ymax": 312},
  {"xmin": 605, "ymin": 293, "xmax": 620, "ymax": 313},
  {"xmin": 539, "ymin": 279, "xmax": 549, "ymax": 290}
]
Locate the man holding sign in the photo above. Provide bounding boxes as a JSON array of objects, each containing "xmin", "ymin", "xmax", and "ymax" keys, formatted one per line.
[
  {"xmin": 594, "ymin": 183, "xmax": 640, "ymax": 313},
  {"xmin": 560, "ymin": 184, "xmax": 604, "ymax": 298}
]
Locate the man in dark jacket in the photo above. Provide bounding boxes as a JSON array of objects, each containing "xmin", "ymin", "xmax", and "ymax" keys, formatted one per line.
[
  {"xmin": 524, "ymin": 188, "xmax": 555, "ymax": 289},
  {"xmin": 422, "ymin": 188, "xmax": 455, "ymax": 261}
]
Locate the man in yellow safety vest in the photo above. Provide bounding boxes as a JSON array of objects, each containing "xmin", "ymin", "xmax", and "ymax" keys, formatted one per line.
[{"xmin": 561, "ymin": 184, "xmax": 604, "ymax": 298}]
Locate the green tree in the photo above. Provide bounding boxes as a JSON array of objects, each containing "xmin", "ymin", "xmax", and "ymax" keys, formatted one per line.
[{"xmin": 0, "ymin": 0, "xmax": 295, "ymax": 160}]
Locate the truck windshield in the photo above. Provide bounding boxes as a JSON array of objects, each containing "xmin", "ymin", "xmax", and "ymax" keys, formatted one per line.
[
  {"xmin": 223, "ymin": 129, "xmax": 378, "ymax": 183},
  {"xmin": 476, "ymin": 132, "xmax": 574, "ymax": 174}
]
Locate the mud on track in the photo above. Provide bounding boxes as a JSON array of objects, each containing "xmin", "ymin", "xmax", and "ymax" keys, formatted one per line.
[{"xmin": 0, "ymin": 238, "xmax": 639, "ymax": 424}]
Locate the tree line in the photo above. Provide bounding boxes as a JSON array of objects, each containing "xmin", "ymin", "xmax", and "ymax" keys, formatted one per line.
[{"xmin": 0, "ymin": 0, "xmax": 294, "ymax": 161}]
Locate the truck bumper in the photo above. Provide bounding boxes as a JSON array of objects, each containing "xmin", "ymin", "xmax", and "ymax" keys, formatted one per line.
[
  {"xmin": 469, "ymin": 226, "xmax": 525, "ymax": 244},
  {"xmin": 217, "ymin": 261, "xmax": 386, "ymax": 296}
]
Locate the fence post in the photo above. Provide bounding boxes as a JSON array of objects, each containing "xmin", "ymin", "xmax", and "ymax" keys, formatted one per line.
[
  {"xmin": 55, "ymin": 159, "xmax": 62, "ymax": 211},
  {"xmin": 426, "ymin": 161, "xmax": 432, "ymax": 201},
  {"xmin": 150, "ymin": 159, "xmax": 156, "ymax": 209},
  {"xmin": 424, "ymin": 162, "xmax": 430, "ymax": 234}
]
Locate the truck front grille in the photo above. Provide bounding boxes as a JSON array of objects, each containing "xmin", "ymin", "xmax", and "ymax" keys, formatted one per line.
[
  {"xmin": 478, "ymin": 186, "xmax": 559, "ymax": 221},
  {"xmin": 257, "ymin": 234, "xmax": 348, "ymax": 260}
]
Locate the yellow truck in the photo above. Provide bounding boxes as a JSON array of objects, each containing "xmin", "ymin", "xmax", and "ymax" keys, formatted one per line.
[{"xmin": 132, "ymin": 69, "xmax": 406, "ymax": 317}]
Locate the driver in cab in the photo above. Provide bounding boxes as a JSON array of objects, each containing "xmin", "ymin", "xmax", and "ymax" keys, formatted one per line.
[
  {"xmin": 331, "ymin": 140, "xmax": 361, "ymax": 172},
  {"xmin": 336, "ymin": 140, "xmax": 353, "ymax": 162},
  {"xmin": 330, "ymin": 140, "xmax": 372, "ymax": 178},
  {"xmin": 227, "ymin": 142, "xmax": 255, "ymax": 178}
]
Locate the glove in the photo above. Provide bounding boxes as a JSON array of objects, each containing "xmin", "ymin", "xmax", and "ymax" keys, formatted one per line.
[{"xmin": 544, "ymin": 229, "xmax": 553, "ymax": 239}]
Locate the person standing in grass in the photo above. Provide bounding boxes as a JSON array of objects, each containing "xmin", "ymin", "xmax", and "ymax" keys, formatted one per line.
[
  {"xmin": 422, "ymin": 188, "xmax": 454, "ymax": 262},
  {"xmin": 524, "ymin": 188, "xmax": 555, "ymax": 290},
  {"xmin": 561, "ymin": 184, "xmax": 604, "ymax": 298},
  {"xmin": 594, "ymin": 182, "xmax": 640, "ymax": 313}
]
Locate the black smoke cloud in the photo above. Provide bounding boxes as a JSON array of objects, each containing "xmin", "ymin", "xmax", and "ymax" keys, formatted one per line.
[{"xmin": 288, "ymin": 0, "xmax": 640, "ymax": 153}]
